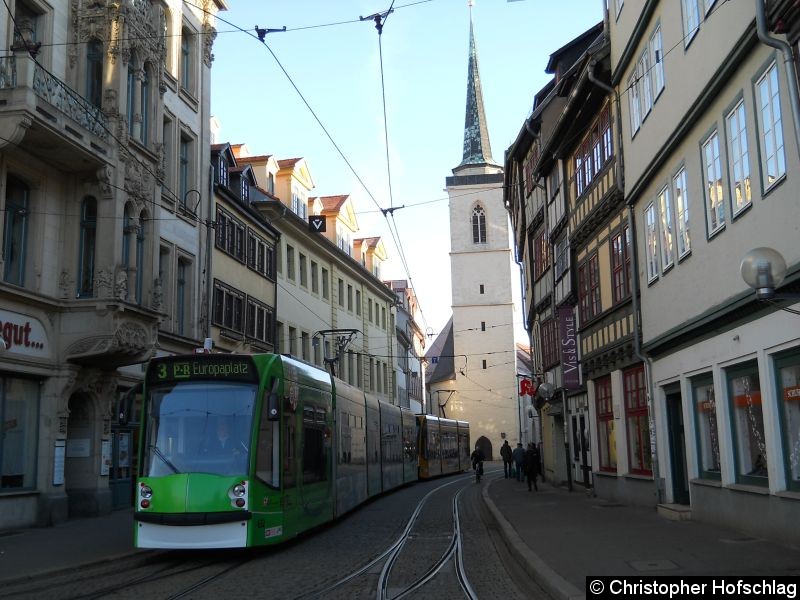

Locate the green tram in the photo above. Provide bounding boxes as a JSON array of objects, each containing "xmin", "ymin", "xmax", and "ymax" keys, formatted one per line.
[{"xmin": 134, "ymin": 352, "xmax": 470, "ymax": 549}]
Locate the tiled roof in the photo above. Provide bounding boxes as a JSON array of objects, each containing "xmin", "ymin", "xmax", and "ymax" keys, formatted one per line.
[{"xmin": 319, "ymin": 195, "xmax": 349, "ymax": 211}]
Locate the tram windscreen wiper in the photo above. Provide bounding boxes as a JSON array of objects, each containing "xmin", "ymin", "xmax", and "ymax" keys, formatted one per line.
[{"xmin": 150, "ymin": 444, "xmax": 181, "ymax": 474}]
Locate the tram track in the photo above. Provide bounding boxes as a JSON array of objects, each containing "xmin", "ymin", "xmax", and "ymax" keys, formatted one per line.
[{"xmin": 296, "ymin": 470, "xmax": 488, "ymax": 600}]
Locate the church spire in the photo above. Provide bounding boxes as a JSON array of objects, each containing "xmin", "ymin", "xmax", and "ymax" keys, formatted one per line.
[{"xmin": 456, "ymin": 8, "xmax": 498, "ymax": 171}]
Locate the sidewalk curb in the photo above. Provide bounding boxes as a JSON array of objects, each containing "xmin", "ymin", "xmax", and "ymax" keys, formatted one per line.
[{"xmin": 481, "ymin": 478, "xmax": 585, "ymax": 600}]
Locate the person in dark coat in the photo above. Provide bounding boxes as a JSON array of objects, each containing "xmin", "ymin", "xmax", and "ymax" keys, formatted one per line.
[
  {"xmin": 500, "ymin": 440, "xmax": 513, "ymax": 478},
  {"xmin": 512, "ymin": 442, "xmax": 525, "ymax": 482},
  {"xmin": 522, "ymin": 443, "xmax": 541, "ymax": 491}
]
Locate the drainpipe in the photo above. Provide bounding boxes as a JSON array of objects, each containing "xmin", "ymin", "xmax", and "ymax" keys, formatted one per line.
[
  {"xmin": 589, "ymin": 58, "xmax": 663, "ymax": 503},
  {"xmin": 755, "ymin": 0, "xmax": 800, "ymax": 157}
]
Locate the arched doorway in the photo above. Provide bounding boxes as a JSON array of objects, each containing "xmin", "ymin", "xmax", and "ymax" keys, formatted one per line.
[{"xmin": 475, "ymin": 435, "xmax": 493, "ymax": 461}]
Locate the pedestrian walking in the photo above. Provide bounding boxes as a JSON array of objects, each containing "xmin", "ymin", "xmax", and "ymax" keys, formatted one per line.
[
  {"xmin": 500, "ymin": 440, "xmax": 513, "ymax": 478},
  {"xmin": 512, "ymin": 442, "xmax": 525, "ymax": 482},
  {"xmin": 522, "ymin": 443, "xmax": 541, "ymax": 491}
]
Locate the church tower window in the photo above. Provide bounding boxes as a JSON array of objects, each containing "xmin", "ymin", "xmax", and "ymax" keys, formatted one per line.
[{"xmin": 472, "ymin": 204, "xmax": 486, "ymax": 244}]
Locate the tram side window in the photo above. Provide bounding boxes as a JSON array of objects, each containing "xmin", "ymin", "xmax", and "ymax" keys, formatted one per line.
[
  {"xmin": 303, "ymin": 405, "xmax": 327, "ymax": 484},
  {"xmin": 283, "ymin": 413, "xmax": 296, "ymax": 489},
  {"xmin": 339, "ymin": 410, "xmax": 352, "ymax": 464}
]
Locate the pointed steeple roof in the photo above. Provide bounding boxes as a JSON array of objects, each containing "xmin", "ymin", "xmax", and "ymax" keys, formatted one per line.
[{"xmin": 456, "ymin": 12, "xmax": 498, "ymax": 171}]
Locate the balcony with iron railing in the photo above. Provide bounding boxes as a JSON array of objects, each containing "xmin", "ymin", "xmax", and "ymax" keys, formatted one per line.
[{"xmin": 0, "ymin": 50, "xmax": 112, "ymax": 170}]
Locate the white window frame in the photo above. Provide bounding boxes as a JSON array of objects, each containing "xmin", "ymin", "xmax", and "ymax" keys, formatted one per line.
[
  {"xmin": 657, "ymin": 185, "xmax": 674, "ymax": 271},
  {"xmin": 649, "ymin": 25, "xmax": 665, "ymax": 98},
  {"xmin": 644, "ymin": 202, "xmax": 660, "ymax": 283},
  {"xmin": 756, "ymin": 62, "xmax": 786, "ymax": 190},
  {"xmin": 725, "ymin": 99, "xmax": 752, "ymax": 215},
  {"xmin": 628, "ymin": 71, "xmax": 641, "ymax": 136},
  {"xmin": 673, "ymin": 167, "xmax": 691, "ymax": 259},
  {"xmin": 638, "ymin": 49, "xmax": 653, "ymax": 119},
  {"xmin": 702, "ymin": 130, "xmax": 726, "ymax": 235},
  {"xmin": 682, "ymin": 0, "xmax": 700, "ymax": 46}
]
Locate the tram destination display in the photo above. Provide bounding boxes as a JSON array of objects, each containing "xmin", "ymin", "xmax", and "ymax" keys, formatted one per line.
[{"xmin": 146, "ymin": 354, "xmax": 259, "ymax": 385}]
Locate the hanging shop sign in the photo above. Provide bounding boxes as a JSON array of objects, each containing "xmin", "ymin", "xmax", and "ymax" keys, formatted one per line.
[
  {"xmin": 558, "ymin": 306, "xmax": 580, "ymax": 390},
  {"xmin": 0, "ymin": 309, "xmax": 49, "ymax": 358}
]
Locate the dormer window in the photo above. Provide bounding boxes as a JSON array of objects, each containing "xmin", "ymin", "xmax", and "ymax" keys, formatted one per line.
[
  {"xmin": 217, "ymin": 154, "xmax": 228, "ymax": 187},
  {"xmin": 268, "ymin": 173, "xmax": 275, "ymax": 194},
  {"xmin": 240, "ymin": 177, "xmax": 249, "ymax": 202}
]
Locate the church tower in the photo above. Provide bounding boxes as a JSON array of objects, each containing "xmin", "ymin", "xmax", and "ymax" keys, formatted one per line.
[{"xmin": 436, "ymin": 9, "xmax": 519, "ymax": 460}]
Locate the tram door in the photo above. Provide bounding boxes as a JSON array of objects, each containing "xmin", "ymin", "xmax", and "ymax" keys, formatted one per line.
[{"xmin": 110, "ymin": 385, "xmax": 141, "ymax": 509}]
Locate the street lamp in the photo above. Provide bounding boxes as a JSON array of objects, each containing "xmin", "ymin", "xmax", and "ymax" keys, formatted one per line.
[
  {"xmin": 740, "ymin": 247, "xmax": 788, "ymax": 300},
  {"xmin": 536, "ymin": 381, "xmax": 555, "ymax": 400}
]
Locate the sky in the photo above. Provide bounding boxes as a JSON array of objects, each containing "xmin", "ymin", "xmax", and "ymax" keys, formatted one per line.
[{"xmin": 208, "ymin": 0, "xmax": 603, "ymax": 341}]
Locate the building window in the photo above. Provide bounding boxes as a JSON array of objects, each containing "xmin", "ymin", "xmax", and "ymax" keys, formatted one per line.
[
  {"xmin": 140, "ymin": 64, "xmax": 150, "ymax": 145},
  {"xmin": 472, "ymin": 204, "xmax": 486, "ymax": 244},
  {"xmin": 756, "ymin": 62, "xmax": 786, "ymax": 189},
  {"xmin": 611, "ymin": 226, "xmax": 631, "ymax": 303},
  {"xmin": 78, "ymin": 197, "xmax": 97, "ymax": 298},
  {"xmin": 356, "ymin": 290, "xmax": 361, "ymax": 315},
  {"xmin": 3, "ymin": 176, "xmax": 28, "ymax": 286},
  {"xmin": 180, "ymin": 26, "xmax": 193, "ymax": 92},
  {"xmin": 301, "ymin": 332, "xmax": 310, "ymax": 361},
  {"xmin": 574, "ymin": 104, "xmax": 614, "ymax": 194},
  {"xmin": 216, "ymin": 154, "xmax": 229, "ymax": 188},
  {"xmin": 481, "ymin": 321, "xmax": 486, "ymax": 332},
  {"xmin": 638, "ymin": 48, "xmax": 653, "ymax": 119},
  {"xmin": 727, "ymin": 362, "xmax": 767, "ymax": 485},
  {"xmin": 135, "ymin": 210, "xmax": 145, "ymax": 304},
  {"xmin": 623, "ymin": 364, "xmax": 651, "ymax": 476},
  {"xmin": 299, "ymin": 253, "xmax": 307, "ymax": 288},
  {"xmin": 658, "ymin": 185, "xmax": 674, "ymax": 271},
  {"xmin": 368, "ymin": 299, "xmax": 373, "ymax": 322},
  {"xmin": 554, "ymin": 235, "xmax": 569, "ymax": 281},
  {"xmin": 126, "ymin": 59, "xmax": 136, "ymax": 138},
  {"xmin": 179, "ymin": 134, "xmax": 192, "ymax": 209},
  {"xmin": 682, "ymin": 0, "xmax": 700, "ymax": 45},
  {"xmin": 628, "ymin": 71, "xmax": 641, "ymax": 135},
  {"xmin": 286, "ymin": 245, "xmax": 295, "ymax": 281},
  {"xmin": 644, "ymin": 202, "xmax": 660, "ymax": 282},
  {"xmin": 649, "ymin": 25, "xmax": 665, "ymax": 97},
  {"xmin": 702, "ymin": 131, "xmax": 725, "ymax": 235},
  {"xmin": 158, "ymin": 245, "xmax": 172, "ymax": 322},
  {"xmin": 692, "ymin": 374, "xmax": 720, "ymax": 480},
  {"xmin": 479, "ymin": 284, "xmax": 485, "ymax": 294},
  {"xmin": 321, "ymin": 267, "xmax": 329, "ymax": 299},
  {"xmin": 726, "ymin": 100, "xmax": 751, "ymax": 214},
  {"xmin": 578, "ymin": 253, "xmax": 601, "ymax": 323},
  {"xmin": 369, "ymin": 359, "xmax": 375, "ymax": 391},
  {"xmin": 176, "ymin": 257, "xmax": 189, "ymax": 336},
  {"xmin": 246, "ymin": 230, "xmax": 273, "ymax": 279},
  {"xmin": 347, "ymin": 284, "xmax": 353, "ymax": 311},
  {"xmin": 338, "ymin": 278, "xmax": 344, "ymax": 307},
  {"xmin": 533, "ymin": 231, "xmax": 549, "ymax": 281},
  {"xmin": 0, "ymin": 376, "xmax": 39, "ymax": 491},
  {"xmin": 245, "ymin": 296, "xmax": 273, "ymax": 344},
  {"xmin": 311, "ymin": 261, "xmax": 318, "ymax": 294},
  {"xmin": 86, "ymin": 39, "xmax": 103, "ymax": 109},
  {"xmin": 774, "ymin": 350, "xmax": 800, "ymax": 491},
  {"xmin": 596, "ymin": 376, "xmax": 616, "ymax": 472},
  {"xmin": 673, "ymin": 168, "xmax": 691, "ymax": 258},
  {"xmin": 541, "ymin": 318, "xmax": 559, "ymax": 369},
  {"xmin": 288, "ymin": 326, "xmax": 297, "ymax": 356}
]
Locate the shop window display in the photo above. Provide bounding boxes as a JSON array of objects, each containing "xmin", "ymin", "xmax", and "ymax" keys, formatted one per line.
[
  {"xmin": 775, "ymin": 353, "xmax": 800, "ymax": 491},
  {"xmin": 727, "ymin": 363, "xmax": 767, "ymax": 485},
  {"xmin": 693, "ymin": 375, "xmax": 720, "ymax": 479}
]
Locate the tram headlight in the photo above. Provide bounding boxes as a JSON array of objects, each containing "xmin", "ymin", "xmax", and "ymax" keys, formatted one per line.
[
  {"xmin": 232, "ymin": 483, "xmax": 246, "ymax": 497},
  {"xmin": 140, "ymin": 484, "xmax": 153, "ymax": 499}
]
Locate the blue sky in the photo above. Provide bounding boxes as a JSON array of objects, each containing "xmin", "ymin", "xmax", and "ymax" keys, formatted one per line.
[{"xmin": 209, "ymin": 0, "xmax": 603, "ymax": 338}]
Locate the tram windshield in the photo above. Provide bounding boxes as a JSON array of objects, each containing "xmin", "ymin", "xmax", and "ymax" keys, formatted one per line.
[{"xmin": 142, "ymin": 381, "xmax": 257, "ymax": 477}]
